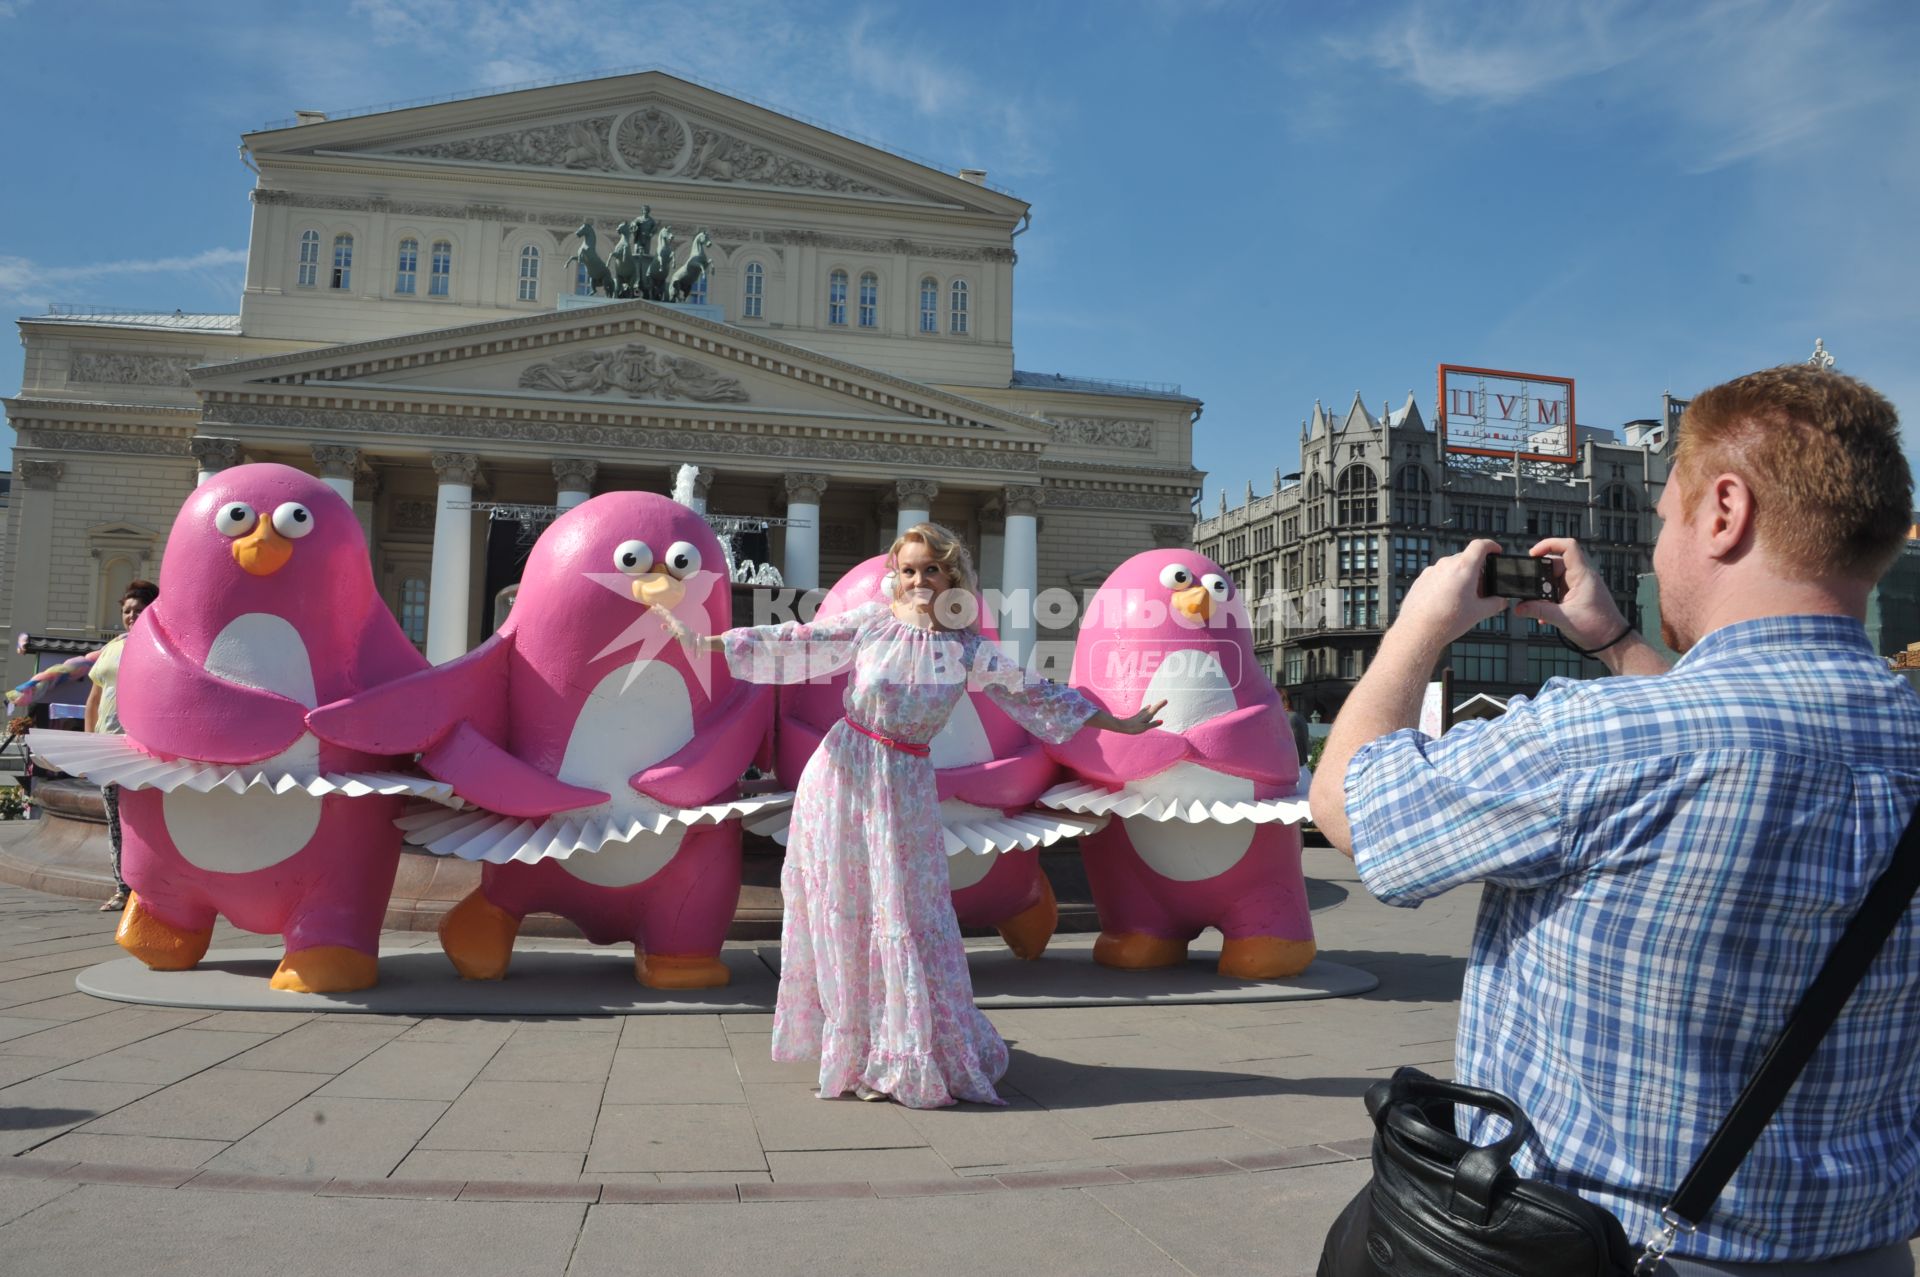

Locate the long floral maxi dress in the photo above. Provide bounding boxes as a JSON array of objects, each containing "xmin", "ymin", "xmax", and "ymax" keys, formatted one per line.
[{"xmin": 722, "ymin": 600, "xmax": 1097, "ymax": 1108}]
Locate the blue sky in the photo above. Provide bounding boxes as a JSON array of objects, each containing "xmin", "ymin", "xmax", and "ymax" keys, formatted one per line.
[{"xmin": 3, "ymin": 0, "xmax": 1916, "ymax": 504}]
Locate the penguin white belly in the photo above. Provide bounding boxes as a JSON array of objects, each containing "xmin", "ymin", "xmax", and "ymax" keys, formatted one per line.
[
  {"xmin": 557, "ymin": 663, "xmax": 696, "ymax": 889},
  {"xmin": 164, "ymin": 613, "xmax": 324, "ymax": 874},
  {"xmin": 1121, "ymin": 761, "xmax": 1256, "ymax": 883},
  {"xmin": 1143, "ymin": 645, "xmax": 1239, "ymax": 735}
]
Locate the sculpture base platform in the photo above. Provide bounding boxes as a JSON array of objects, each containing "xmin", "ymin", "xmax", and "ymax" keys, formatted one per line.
[{"xmin": 75, "ymin": 938, "xmax": 1376, "ymax": 1015}]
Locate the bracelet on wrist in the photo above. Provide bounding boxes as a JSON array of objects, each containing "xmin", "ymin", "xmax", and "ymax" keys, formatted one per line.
[{"xmin": 1557, "ymin": 624, "xmax": 1635, "ymax": 659}]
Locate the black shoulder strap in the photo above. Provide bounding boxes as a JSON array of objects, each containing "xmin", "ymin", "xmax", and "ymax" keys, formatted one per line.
[{"xmin": 1666, "ymin": 799, "xmax": 1920, "ymax": 1225}]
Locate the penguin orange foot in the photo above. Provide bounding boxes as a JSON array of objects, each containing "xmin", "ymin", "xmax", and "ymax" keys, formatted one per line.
[
  {"xmin": 636, "ymin": 953, "xmax": 731, "ymax": 990},
  {"xmin": 1092, "ymin": 931, "xmax": 1189, "ymax": 970},
  {"xmin": 115, "ymin": 893, "xmax": 212, "ymax": 971},
  {"xmin": 995, "ymin": 876, "xmax": 1060, "ymax": 961},
  {"xmin": 271, "ymin": 946, "xmax": 378, "ymax": 993},
  {"xmin": 1218, "ymin": 936, "xmax": 1316, "ymax": 980},
  {"xmin": 437, "ymin": 889, "xmax": 521, "ymax": 981}
]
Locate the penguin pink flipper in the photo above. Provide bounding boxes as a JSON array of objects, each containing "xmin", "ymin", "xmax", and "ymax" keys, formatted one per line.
[
  {"xmin": 1044, "ymin": 721, "xmax": 1192, "ymax": 788},
  {"xmin": 937, "ymin": 742, "xmax": 1055, "ymax": 805},
  {"xmin": 117, "ymin": 613, "xmax": 309, "ymax": 765},
  {"xmin": 1184, "ymin": 702, "xmax": 1296, "ymax": 790},
  {"xmin": 628, "ymin": 680, "xmax": 774, "ymax": 808}
]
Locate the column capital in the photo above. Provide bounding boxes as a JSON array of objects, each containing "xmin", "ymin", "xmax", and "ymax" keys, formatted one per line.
[
  {"xmin": 431, "ymin": 451, "xmax": 483, "ymax": 487},
  {"xmin": 188, "ymin": 436, "xmax": 244, "ymax": 472},
  {"xmin": 1002, "ymin": 484, "xmax": 1046, "ymax": 518},
  {"xmin": 16, "ymin": 459, "xmax": 63, "ymax": 490},
  {"xmin": 311, "ymin": 444, "xmax": 362, "ymax": 480},
  {"xmin": 552, "ymin": 457, "xmax": 598, "ymax": 491},
  {"xmin": 783, "ymin": 472, "xmax": 831, "ymax": 506},
  {"xmin": 896, "ymin": 477, "xmax": 940, "ymax": 506}
]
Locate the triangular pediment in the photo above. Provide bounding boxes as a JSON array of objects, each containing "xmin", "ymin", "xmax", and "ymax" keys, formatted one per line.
[
  {"xmin": 246, "ymin": 72, "xmax": 1024, "ymax": 216},
  {"xmin": 193, "ymin": 299, "xmax": 1053, "ymax": 443}
]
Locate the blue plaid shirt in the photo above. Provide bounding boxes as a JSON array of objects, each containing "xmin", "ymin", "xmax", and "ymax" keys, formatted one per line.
[{"xmin": 1348, "ymin": 616, "xmax": 1920, "ymax": 1264}]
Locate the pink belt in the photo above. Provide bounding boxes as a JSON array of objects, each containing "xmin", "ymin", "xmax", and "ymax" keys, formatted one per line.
[{"xmin": 843, "ymin": 718, "xmax": 930, "ymax": 757}]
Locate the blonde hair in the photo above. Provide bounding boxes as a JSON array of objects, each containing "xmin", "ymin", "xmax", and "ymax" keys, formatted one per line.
[
  {"xmin": 887, "ymin": 521, "xmax": 979, "ymax": 603},
  {"xmin": 1675, "ymin": 365, "xmax": 1911, "ymax": 581}
]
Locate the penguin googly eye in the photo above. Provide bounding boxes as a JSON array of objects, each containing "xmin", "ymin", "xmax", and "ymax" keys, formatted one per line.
[
  {"xmin": 271, "ymin": 502, "xmax": 314, "ymax": 539},
  {"xmin": 1158, "ymin": 563, "xmax": 1194, "ymax": 590},
  {"xmin": 613, "ymin": 540, "xmax": 653, "ymax": 576},
  {"xmin": 214, "ymin": 502, "xmax": 257, "ymax": 538},
  {"xmin": 1202, "ymin": 573, "xmax": 1231, "ymax": 600},
  {"xmin": 661, "ymin": 541, "xmax": 702, "ymax": 580}
]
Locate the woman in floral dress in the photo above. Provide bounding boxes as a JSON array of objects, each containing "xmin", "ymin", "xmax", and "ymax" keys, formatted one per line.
[{"xmin": 660, "ymin": 524, "xmax": 1162, "ymax": 1108}]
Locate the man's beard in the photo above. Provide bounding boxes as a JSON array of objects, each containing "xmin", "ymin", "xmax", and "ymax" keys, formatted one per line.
[{"xmin": 1657, "ymin": 590, "xmax": 1692, "ymax": 655}]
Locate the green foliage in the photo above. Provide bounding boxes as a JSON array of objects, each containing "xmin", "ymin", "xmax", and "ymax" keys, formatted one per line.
[
  {"xmin": 1307, "ymin": 734, "xmax": 1328, "ymax": 772},
  {"xmin": 0, "ymin": 786, "xmax": 25, "ymax": 821}
]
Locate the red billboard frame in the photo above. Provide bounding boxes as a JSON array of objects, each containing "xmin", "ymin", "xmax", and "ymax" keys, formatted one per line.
[{"xmin": 1437, "ymin": 364, "xmax": 1578, "ymax": 465}]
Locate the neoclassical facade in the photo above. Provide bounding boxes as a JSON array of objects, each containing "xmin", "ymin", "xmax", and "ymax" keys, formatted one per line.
[{"xmin": 2, "ymin": 72, "xmax": 1201, "ymax": 679}]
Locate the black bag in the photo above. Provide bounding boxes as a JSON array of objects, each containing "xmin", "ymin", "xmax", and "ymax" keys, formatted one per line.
[
  {"xmin": 1320, "ymin": 803, "xmax": 1920, "ymax": 1277},
  {"xmin": 1317, "ymin": 1069, "xmax": 1638, "ymax": 1276}
]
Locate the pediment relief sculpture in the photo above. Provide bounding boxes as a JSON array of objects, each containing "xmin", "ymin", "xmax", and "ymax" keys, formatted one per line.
[
  {"xmin": 517, "ymin": 342, "xmax": 749, "ymax": 403},
  {"xmin": 388, "ymin": 104, "xmax": 895, "ymax": 197}
]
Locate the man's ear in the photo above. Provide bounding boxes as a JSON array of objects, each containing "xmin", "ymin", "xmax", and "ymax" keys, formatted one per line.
[{"xmin": 1704, "ymin": 472, "xmax": 1756, "ymax": 561}]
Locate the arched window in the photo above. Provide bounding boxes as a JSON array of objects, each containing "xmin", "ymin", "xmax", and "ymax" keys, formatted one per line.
[
  {"xmin": 828, "ymin": 269, "xmax": 848, "ymax": 325},
  {"xmin": 688, "ymin": 266, "xmax": 708, "ymax": 305},
  {"xmin": 517, "ymin": 244, "xmax": 540, "ymax": 302},
  {"xmin": 296, "ymin": 230, "xmax": 320, "ymax": 288},
  {"xmin": 429, "ymin": 240, "xmax": 452, "ymax": 297},
  {"xmin": 575, "ymin": 260, "xmax": 592, "ymax": 295},
  {"xmin": 858, "ymin": 272, "xmax": 878, "ymax": 328},
  {"xmin": 919, "ymin": 276, "xmax": 938, "ymax": 333},
  {"xmin": 743, "ymin": 261, "xmax": 764, "ymax": 318},
  {"xmin": 330, "ymin": 234, "xmax": 353, "ymax": 290},
  {"xmin": 1336, "ymin": 465, "xmax": 1378, "ymax": 526},
  {"xmin": 1392, "ymin": 467, "xmax": 1433, "ymax": 525},
  {"xmin": 395, "ymin": 238, "xmax": 419, "ymax": 295},
  {"xmin": 949, "ymin": 278, "xmax": 969, "ymax": 334}
]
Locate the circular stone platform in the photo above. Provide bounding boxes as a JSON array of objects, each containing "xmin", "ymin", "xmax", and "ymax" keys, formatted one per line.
[{"xmin": 76, "ymin": 938, "xmax": 1377, "ymax": 1015}]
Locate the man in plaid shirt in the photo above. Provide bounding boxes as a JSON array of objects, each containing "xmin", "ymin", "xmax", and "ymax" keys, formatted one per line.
[{"xmin": 1312, "ymin": 366, "xmax": 1920, "ymax": 1274}]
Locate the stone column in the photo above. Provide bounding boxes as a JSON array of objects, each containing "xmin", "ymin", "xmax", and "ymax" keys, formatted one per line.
[
  {"xmin": 977, "ymin": 497, "xmax": 1005, "ymax": 634},
  {"xmin": 876, "ymin": 492, "xmax": 898, "ymax": 553},
  {"xmin": 782, "ymin": 472, "xmax": 829, "ymax": 591},
  {"xmin": 189, "ymin": 437, "xmax": 243, "ymax": 487},
  {"xmin": 1000, "ymin": 485, "xmax": 1044, "ymax": 664},
  {"xmin": 427, "ymin": 452, "xmax": 481, "ymax": 665},
  {"xmin": 896, "ymin": 478, "xmax": 939, "ymax": 536},
  {"xmin": 8, "ymin": 460, "xmax": 62, "ymax": 682},
  {"xmin": 553, "ymin": 458, "xmax": 597, "ymax": 513},
  {"xmin": 312, "ymin": 444, "xmax": 361, "ymax": 506},
  {"xmin": 353, "ymin": 469, "xmax": 381, "ymax": 558}
]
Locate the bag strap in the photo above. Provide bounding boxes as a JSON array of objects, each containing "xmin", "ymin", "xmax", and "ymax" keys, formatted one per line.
[{"xmin": 1637, "ymin": 799, "xmax": 1920, "ymax": 1270}]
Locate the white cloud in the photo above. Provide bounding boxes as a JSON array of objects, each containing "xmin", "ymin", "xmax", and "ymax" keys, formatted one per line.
[{"xmin": 0, "ymin": 247, "xmax": 249, "ymax": 309}]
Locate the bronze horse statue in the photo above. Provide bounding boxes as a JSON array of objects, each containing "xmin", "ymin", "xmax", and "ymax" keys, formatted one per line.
[
  {"xmin": 669, "ymin": 230, "xmax": 713, "ymax": 303},
  {"xmin": 643, "ymin": 226, "xmax": 676, "ymax": 302},
  {"xmin": 565, "ymin": 222, "xmax": 616, "ymax": 297}
]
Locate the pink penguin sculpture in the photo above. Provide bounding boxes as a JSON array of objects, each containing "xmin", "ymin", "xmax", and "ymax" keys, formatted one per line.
[
  {"xmin": 107, "ymin": 463, "xmax": 430, "ymax": 992},
  {"xmin": 307, "ymin": 492, "xmax": 773, "ymax": 989},
  {"xmin": 774, "ymin": 555, "xmax": 1081, "ymax": 959},
  {"xmin": 1041, "ymin": 550, "xmax": 1314, "ymax": 979}
]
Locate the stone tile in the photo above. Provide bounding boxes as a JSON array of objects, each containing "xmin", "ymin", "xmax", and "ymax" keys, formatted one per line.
[
  {"xmin": 317, "ymin": 1039, "xmax": 502, "ymax": 1102},
  {"xmin": 598, "ymin": 1181, "xmax": 739, "ymax": 1204},
  {"xmin": 0, "ymin": 1014, "xmax": 79, "ymax": 1044},
  {"xmin": 0, "ymin": 948, "xmax": 119, "ymax": 982},
  {"xmin": 396, "ymin": 1017, "xmax": 518, "ymax": 1047},
  {"xmin": 317, "ymin": 1176, "xmax": 466, "ymax": 1199},
  {"xmin": 202, "ymin": 1096, "xmax": 447, "ymax": 1178},
  {"xmin": 477, "ymin": 1030, "xmax": 617, "ymax": 1085},
  {"xmin": 52, "ymin": 1028, "xmax": 276, "ymax": 1084},
  {"xmin": 392, "ymin": 1149, "xmax": 583, "ymax": 1181},
  {"xmin": 417, "ymin": 1081, "xmax": 602, "ymax": 1153},
  {"xmin": 724, "ymin": 1034, "xmax": 821, "ymax": 1084},
  {"xmin": 0, "ymin": 1183, "xmax": 590, "ymax": 1276},
  {"xmin": 766, "ymin": 1147, "xmax": 958, "ymax": 1182},
  {"xmin": 80, "ymin": 1066, "xmax": 326, "ymax": 1141},
  {"xmin": 0, "ymin": 1075, "xmax": 160, "ymax": 1155},
  {"xmin": 739, "ymin": 1178, "xmax": 873, "ymax": 1201},
  {"xmin": 719, "ymin": 1012, "xmax": 774, "ymax": 1034},
  {"xmin": 192, "ymin": 1010, "xmax": 323, "ymax": 1033},
  {"xmin": 871, "ymin": 1176, "xmax": 1009, "ymax": 1199},
  {"xmin": 0, "ymin": 1175, "xmax": 75, "ymax": 1225},
  {"xmin": 1091, "ymin": 1125, "xmax": 1282, "ymax": 1164},
  {"xmin": 31, "ymin": 1131, "xmax": 229, "ymax": 1168},
  {"xmin": 1115, "ymin": 1157, "xmax": 1241, "ymax": 1182},
  {"xmin": 2, "ymin": 993, "xmax": 121, "ymax": 1022},
  {"xmin": 0, "ymin": 1054, "xmax": 63, "ymax": 1088},
  {"xmin": 1088, "ymin": 1158, "xmax": 1377, "ymax": 1277},
  {"xmin": 617, "ymin": 1015, "xmax": 726, "ymax": 1050},
  {"xmin": 459, "ymin": 1178, "xmax": 600, "ymax": 1202},
  {"xmin": 584, "ymin": 1103, "xmax": 767, "ymax": 1174},
  {"xmin": 500, "ymin": 1015, "xmax": 623, "ymax": 1034},
  {"xmin": 602, "ymin": 1048, "xmax": 744, "ymax": 1104},
  {"xmin": 0, "ymin": 972, "xmax": 88, "ymax": 1010},
  {"xmin": 654, "ymin": 1170, "xmax": 772, "ymax": 1184},
  {"xmin": 569, "ymin": 1187, "xmax": 1191, "ymax": 1276},
  {"xmin": 896, "ymin": 1097, "xmax": 1107, "ymax": 1171},
  {"xmin": 223, "ymin": 1019, "xmax": 408, "ymax": 1074},
  {"xmin": 744, "ymin": 1083, "xmax": 928, "ymax": 1152},
  {"xmin": 59, "ymin": 1162, "xmax": 203, "ymax": 1188},
  {"xmin": 1180, "ymin": 1085, "xmax": 1375, "ymax": 1148},
  {"xmin": 0, "ymin": 1006, "xmax": 210, "ymax": 1067}
]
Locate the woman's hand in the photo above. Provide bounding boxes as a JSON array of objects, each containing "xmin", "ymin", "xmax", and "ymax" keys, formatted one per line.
[
  {"xmin": 649, "ymin": 605, "xmax": 720, "ymax": 653},
  {"xmin": 1088, "ymin": 699, "xmax": 1167, "ymax": 736}
]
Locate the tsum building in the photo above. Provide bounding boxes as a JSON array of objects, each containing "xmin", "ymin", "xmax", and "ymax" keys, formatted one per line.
[{"xmin": 2, "ymin": 70, "xmax": 1202, "ymax": 683}]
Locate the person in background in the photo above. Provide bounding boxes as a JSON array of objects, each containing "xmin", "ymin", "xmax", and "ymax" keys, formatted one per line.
[
  {"xmin": 86, "ymin": 579, "xmax": 158, "ymax": 911},
  {"xmin": 1280, "ymin": 686, "xmax": 1310, "ymax": 767}
]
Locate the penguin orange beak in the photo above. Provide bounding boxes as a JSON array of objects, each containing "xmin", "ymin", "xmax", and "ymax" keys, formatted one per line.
[
  {"xmin": 630, "ymin": 570, "xmax": 685, "ymax": 610},
  {"xmin": 1172, "ymin": 583, "xmax": 1212, "ymax": 623},
  {"xmin": 232, "ymin": 522, "xmax": 294, "ymax": 577}
]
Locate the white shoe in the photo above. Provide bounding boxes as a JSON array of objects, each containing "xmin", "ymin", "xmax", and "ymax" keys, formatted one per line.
[{"xmin": 853, "ymin": 1083, "xmax": 888, "ymax": 1102}]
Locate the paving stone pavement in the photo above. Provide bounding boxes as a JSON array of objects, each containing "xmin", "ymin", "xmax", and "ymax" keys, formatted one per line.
[{"xmin": 0, "ymin": 851, "xmax": 1912, "ymax": 1275}]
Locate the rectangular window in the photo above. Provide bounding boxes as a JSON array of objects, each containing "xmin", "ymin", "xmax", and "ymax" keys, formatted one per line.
[
  {"xmin": 1528, "ymin": 646, "xmax": 1588, "ymax": 686},
  {"xmin": 829, "ymin": 273, "xmax": 847, "ymax": 326},
  {"xmin": 395, "ymin": 240, "xmax": 418, "ymax": 295},
  {"xmin": 330, "ymin": 234, "xmax": 353, "ymax": 290},
  {"xmin": 744, "ymin": 263, "xmax": 764, "ymax": 318},
  {"xmin": 857, "ymin": 274, "xmax": 878, "ymax": 328},
  {"xmin": 950, "ymin": 280, "xmax": 969, "ymax": 334},
  {"xmin": 517, "ymin": 247, "xmax": 540, "ymax": 302},
  {"xmin": 1448, "ymin": 640, "xmax": 1508, "ymax": 683},
  {"xmin": 1285, "ymin": 652, "xmax": 1304, "ymax": 685},
  {"xmin": 429, "ymin": 241, "xmax": 451, "ymax": 297}
]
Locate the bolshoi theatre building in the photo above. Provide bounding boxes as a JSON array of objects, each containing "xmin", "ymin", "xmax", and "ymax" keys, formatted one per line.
[{"xmin": 2, "ymin": 70, "xmax": 1203, "ymax": 680}]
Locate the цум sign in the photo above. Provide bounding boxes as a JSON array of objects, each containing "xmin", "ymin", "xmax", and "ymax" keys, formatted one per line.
[{"xmin": 1437, "ymin": 364, "xmax": 1577, "ymax": 465}]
